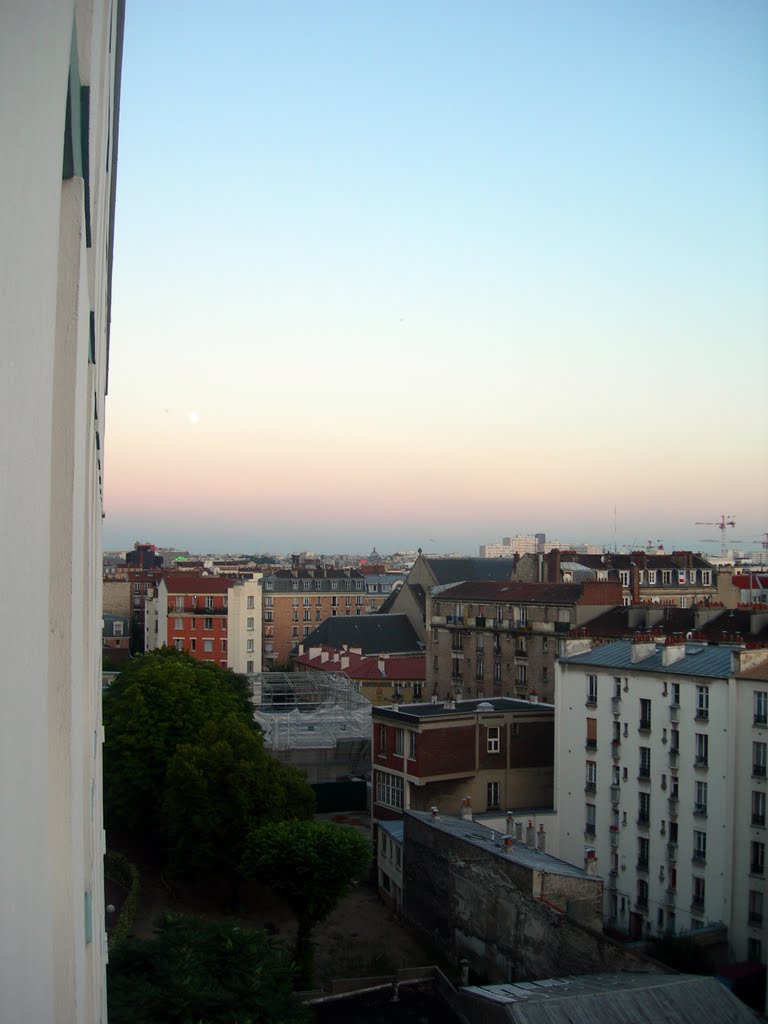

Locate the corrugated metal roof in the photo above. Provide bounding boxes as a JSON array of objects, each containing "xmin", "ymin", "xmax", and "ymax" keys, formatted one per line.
[
  {"xmin": 562, "ymin": 639, "xmax": 735, "ymax": 678},
  {"xmin": 461, "ymin": 972, "xmax": 758, "ymax": 1023},
  {"xmin": 378, "ymin": 820, "xmax": 404, "ymax": 841}
]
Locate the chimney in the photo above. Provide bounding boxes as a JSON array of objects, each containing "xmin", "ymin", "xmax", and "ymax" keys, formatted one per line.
[
  {"xmin": 503, "ymin": 836, "xmax": 514, "ymax": 854},
  {"xmin": 515, "ymin": 821, "xmax": 524, "ymax": 842},
  {"xmin": 547, "ymin": 549, "xmax": 561, "ymax": 582},
  {"xmin": 661, "ymin": 636, "xmax": 686, "ymax": 666},
  {"xmin": 505, "ymin": 811, "xmax": 515, "ymax": 835},
  {"xmin": 536, "ymin": 824, "xmax": 546, "ymax": 853},
  {"xmin": 631, "ymin": 635, "xmax": 657, "ymax": 662},
  {"xmin": 584, "ymin": 848, "xmax": 598, "ymax": 875},
  {"xmin": 431, "ymin": 806, "xmax": 439, "ymax": 821},
  {"xmin": 630, "ymin": 563, "xmax": 641, "ymax": 605},
  {"xmin": 460, "ymin": 797, "xmax": 473, "ymax": 821},
  {"xmin": 526, "ymin": 821, "xmax": 535, "ymax": 848}
]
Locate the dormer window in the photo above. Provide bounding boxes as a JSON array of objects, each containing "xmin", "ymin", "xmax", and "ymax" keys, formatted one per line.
[{"xmin": 648, "ymin": 570, "xmax": 657, "ymax": 585}]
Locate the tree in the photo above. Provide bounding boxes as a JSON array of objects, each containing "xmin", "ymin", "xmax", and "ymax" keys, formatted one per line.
[
  {"xmin": 103, "ymin": 648, "xmax": 256, "ymax": 847},
  {"xmin": 242, "ymin": 820, "xmax": 371, "ymax": 986},
  {"xmin": 107, "ymin": 913, "xmax": 309, "ymax": 1024},
  {"xmin": 163, "ymin": 714, "xmax": 315, "ymax": 890}
]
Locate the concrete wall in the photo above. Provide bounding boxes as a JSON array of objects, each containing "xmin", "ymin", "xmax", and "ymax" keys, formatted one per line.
[
  {"xmin": 103, "ymin": 579, "xmax": 130, "ymax": 616},
  {"xmin": 0, "ymin": 3, "xmax": 123, "ymax": 1020},
  {"xmin": 403, "ymin": 815, "xmax": 658, "ymax": 983}
]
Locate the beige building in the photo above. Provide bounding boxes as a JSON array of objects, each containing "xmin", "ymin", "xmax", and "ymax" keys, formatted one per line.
[{"xmin": 0, "ymin": 3, "xmax": 124, "ymax": 1021}]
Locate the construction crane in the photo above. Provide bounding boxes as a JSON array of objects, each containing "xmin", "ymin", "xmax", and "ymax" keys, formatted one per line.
[{"xmin": 694, "ymin": 515, "xmax": 735, "ymax": 555}]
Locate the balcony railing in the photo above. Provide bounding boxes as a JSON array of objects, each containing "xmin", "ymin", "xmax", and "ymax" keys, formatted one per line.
[
  {"xmin": 691, "ymin": 896, "xmax": 705, "ymax": 911},
  {"xmin": 664, "ymin": 888, "xmax": 676, "ymax": 907},
  {"xmin": 609, "ymin": 830, "xmax": 619, "ymax": 848},
  {"xmin": 611, "ymin": 696, "xmax": 621, "ymax": 714},
  {"xmin": 751, "ymin": 862, "xmax": 765, "ymax": 876},
  {"xmin": 585, "ymin": 782, "xmax": 597, "ymax": 793},
  {"xmin": 692, "ymin": 852, "xmax": 706, "ymax": 865},
  {"xmin": 669, "ymin": 751, "xmax": 679, "ymax": 770},
  {"xmin": 610, "ymin": 785, "xmax": 621, "ymax": 803},
  {"xmin": 585, "ymin": 740, "xmax": 597, "ymax": 751},
  {"xmin": 639, "ymin": 719, "xmax": 652, "ymax": 733},
  {"xmin": 753, "ymin": 765, "xmax": 767, "ymax": 778},
  {"xmin": 584, "ymin": 824, "xmax": 596, "ymax": 837},
  {"xmin": 666, "ymin": 842, "xmax": 678, "ymax": 861},
  {"xmin": 749, "ymin": 912, "xmax": 763, "ymax": 925},
  {"xmin": 638, "ymin": 767, "xmax": 651, "ymax": 781},
  {"xmin": 668, "ymin": 797, "xmax": 679, "ymax": 817},
  {"xmin": 636, "ymin": 895, "xmax": 649, "ymax": 910},
  {"xmin": 636, "ymin": 814, "xmax": 650, "ymax": 828},
  {"xmin": 693, "ymin": 803, "xmax": 707, "ymax": 817},
  {"xmin": 752, "ymin": 814, "xmax": 766, "ymax": 827},
  {"xmin": 669, "ymin": 706, "xmax": 679, "ymax": 724},
  {"xmin": 694, "ymin": 755, "xmax": 708, "ymax": 769},
  {"xmin": 754, "ymin": 714, "xmax": 768, "ymax": 727},
  {"xmin": 611, "ymin": 741, "xmax": 621, "ymax": 760},
  {"xmin": 636, "ymin": 858, "xmax": 649, "ymax": 873}
]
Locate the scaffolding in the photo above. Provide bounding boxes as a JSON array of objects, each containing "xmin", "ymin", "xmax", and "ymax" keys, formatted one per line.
[{"xmin": 250, "ymin": 670, "xmax": 372, "ymax": 751}]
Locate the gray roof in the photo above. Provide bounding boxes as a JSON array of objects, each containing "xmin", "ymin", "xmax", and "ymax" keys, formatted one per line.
[
  {"xmin": 375, "ymin": 696, "xmax": 553, "ymax": 722},
  {"xmin": 378, "ymin": 820, "xmax": 404, "ymax": 842},
  {"xmin": 460, "ymin": 972, "xmax": 758, "ymax": 1024},
  {"xmin": 562, "ymin": 639, "xmax": 736, "ymax": 678},
  {"xmin": 426, "ymin": 557, "xmax": 516, "ymax": 585},
  {"xmin": 406, "ymin": 810, "xmax": 589, "ymax": 879},
  {"xmin": 295, "ymin": 614, "xmax": 423, "ymax": 655}
]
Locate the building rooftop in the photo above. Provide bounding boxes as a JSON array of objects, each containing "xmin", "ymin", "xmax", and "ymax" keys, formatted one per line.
[
  {"xmin": 374, "ymin": 696, "xmax": 553, "ymax": 722},
  {"xmin": 460, "ymin": 972, "xmax": 758, "ymax": 1023},
  {"xmin": 378, "ymin": 819, "xmax": 404, "ymax": 842},
  {"xmin": 406, "ymin": 811, "xmax": 590, "ymax": 880},
  {"xmin": 432, "ymin": 580, "xmax": 587, "ymax": 604},
  {"xmin": 561, "ymin": 639, "xmax": 738, "ymax": 678},
  {"xmin": 425, "ymin": 556, "xmax": 516, "ymax": 585},
  {"xmin": 297, "ymin": 614, "xmax": 423, "ymax": 655}
]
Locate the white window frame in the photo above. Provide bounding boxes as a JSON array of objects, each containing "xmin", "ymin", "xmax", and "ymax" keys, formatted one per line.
[
  {"xmin": 487, "ymin": 726, "xmax": 500, "ymax": 753},
  {"xmin": 376, "ymin": 771, "xmax": 403, "ymax": 810}
]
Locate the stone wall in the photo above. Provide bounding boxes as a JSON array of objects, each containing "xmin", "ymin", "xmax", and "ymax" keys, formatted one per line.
[{"xmin": 403, "ymin": 814, "xmax": 661, "ymax": 983}]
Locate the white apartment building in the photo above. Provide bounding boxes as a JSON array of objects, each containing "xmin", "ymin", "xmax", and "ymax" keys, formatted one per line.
[
  {"xmin": 0, "ymin": 3, "xmax": 124, "ymax": 1021},
  {"xmin": 227, "ymin": 576, "xmax": 263, "ymax": 674},
  {"xmin": 556, "ymin": 638, "xmax": 768, "ymax": 969}
]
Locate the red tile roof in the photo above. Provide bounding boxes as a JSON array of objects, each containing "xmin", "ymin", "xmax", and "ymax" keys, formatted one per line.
[{"xmin": 294, "ymin": 644, "xmax": 425, "ymax": 681}]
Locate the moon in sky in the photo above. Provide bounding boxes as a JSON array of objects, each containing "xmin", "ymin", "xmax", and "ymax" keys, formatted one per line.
[{"xmin": 187, "ymin": 411, "xmax": 200, "ymax": 425}]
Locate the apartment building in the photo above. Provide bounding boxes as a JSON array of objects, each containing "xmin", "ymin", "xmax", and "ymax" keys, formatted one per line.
[
  {"xmin": 555, "ymin": 638, "xmax": 768, "ymax": 968},
  {"xmin": 428, "ymin": 580, "xmax": 622, "ymax": 703},
  {"xmin": 515, "ymin": 549, "xmax": 718, "ymax": 608},
  {"xmin": 371, "ymin": 697, "xmax": 554, "ymax": 824},
  {"xmin": 145, "ymin": 574, "xmax": 262, "ymax": 673},
  {"xmin": 0, "ymin": 2, "xmax": 124, "ymax": 1020},
  {"xmin": 262, "ymin": 567, "xmax": 370, "ymax": 665}
]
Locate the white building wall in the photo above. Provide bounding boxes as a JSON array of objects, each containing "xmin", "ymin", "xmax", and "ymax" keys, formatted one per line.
[
  {"xmin": 0, "ymin": 3, "xmax": 123, "ymax": 1021},
  {"xmin": 556, "ymin": 650, "xmax": 733, "ymax": 942},
  {"xmin": 227, "ymin": 576, "xmax": 263, "ymax": 674}
]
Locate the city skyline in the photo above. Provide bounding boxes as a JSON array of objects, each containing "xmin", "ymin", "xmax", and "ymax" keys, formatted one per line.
[{"xmin": 104, "ymin": 1, "xmax": 768, "ymax": 555}]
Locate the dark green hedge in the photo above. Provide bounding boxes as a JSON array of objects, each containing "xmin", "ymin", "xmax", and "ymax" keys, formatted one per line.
[{"xmin": 104, "ymin": 851, "xmax": 140, "ymax": 951}]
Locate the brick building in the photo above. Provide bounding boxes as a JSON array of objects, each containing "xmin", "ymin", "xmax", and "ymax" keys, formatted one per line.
[
  {"xmin": 428, "ymin": 580, "xmax": 622, "ymax": 703},
  {"xmin": 262, "ymin": 567, "xmax": 373, "ymax": 666},
  {"xmin": 371, "ymin": 697, "xmax": 554, "ymax": 823},
  {"xmin": 293, "ymin": 643, "xmax": 426, "ymax": 705}
]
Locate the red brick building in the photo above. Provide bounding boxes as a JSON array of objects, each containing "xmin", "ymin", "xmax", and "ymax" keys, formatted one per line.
[
  {"xmin": 147, "ymin": 575, "xmax": 230, "ymax": 667},
  {"xmin": 371, "ymin": 697, "xmax": 554, "ymax": 823}
]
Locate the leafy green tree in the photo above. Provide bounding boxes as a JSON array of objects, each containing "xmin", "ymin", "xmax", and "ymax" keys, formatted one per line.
[
  {"xmin": 243, "ymin": 820, "xmax": 371, "ymax": 986},
  {"xmin": 163, "ymin": 714, "xmax": 315, "ymax": 889},
  {"xmin": 107, "ymin": 913, "xmax": 309, "ymax": 1024},
  {"xmin": 103, "ymin": 648, "xmax": 255, "ymax": 846}
]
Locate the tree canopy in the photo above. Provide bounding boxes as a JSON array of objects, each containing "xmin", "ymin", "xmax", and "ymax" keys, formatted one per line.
[
  {"xmin": 107, "ymin": 913, "xmax": 309, "ymax": 1024},
  {"xmin": 163, "ymin": 715, "xmax": 314, "ymax": 883},
  {"xmin": 243, "ymin": 820, "xmax": 370, "ymax": 984}
]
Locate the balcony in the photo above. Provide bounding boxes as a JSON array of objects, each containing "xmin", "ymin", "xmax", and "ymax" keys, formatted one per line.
[
  {"xmin": 749, "ymin": 912, "xmax": 764, "ymax": 926},
  {"xmin": 475, "ymin": 616, "xmax": 486, "ymax": 627},
  {"xmin": 669, "ymin": 706, "xmax": 679, "ymax": 724},
  {"xmin": 636, "ymin": 814, "xmax": 650, "ymax": 830},
  {"xmin": 610, "ymin": 785, "xmax": 621, "ymax": 804},
  {"xmin": 636, "ymin": 895, "xmax": 649, "ymax": 911},
  {"xmin": 750, "ymin": 862, "xmax": 765, "ymax": 876},
  {"xmin": 584, "ymin": 824, "xmax": 596, "ymax": 838},
  {"xmin": 754, "ymin": 715, "xmax": 768, "ymax": 727},
  {"xmin": 666, "ymin": 842, "xmax": 678, "ymax": 861},
  {"xmin": 611, "ymin": 741, "xmax": 621, "ymax": 760},
  {"xmin": 607, "ymin": 872, "xmax": 617, "ymax": 890},
  {"xmin": 752, "ymin": 814, "xmax": 766, "ymax": 828},
  {"xmin": 668, "ymin": 797, "xmax": 679, "ymax": 817},
  {"xmin": 753, "ymin": 765, "xmax": 767, "ymax": 779},
  {"xmin": 693, "ymin": 803, "xmax": 707, "ymax": 818},
  {"xmin": 668, "ymin": 751, "xmax": 679, "ymax": 770},
  {"xmin": 585, "ymin": 740, "xmax": 597, "ymax": 752},
  {"xmin": 638, "ymin": 768, "xmax": 651, "ymax": 783},
  {"xmin": 639, "ymin": 719, "xmax": 652, "ymax": 734},
  {"xmin": 665, "ymin": 888, "xmax": 676, "ymax": 907},
  {"xmin": 585, "ymin": 782, "xmax": 597, "ymax": 794},
  {"xmin": 611, "ymin": 696, "xmax": 621, "ymax": 714},
  {"xmin": 446, "ymin": 615, "xmax": 464, "ymax": 625},
  {"xmin": 695, "ymin": 708, "xmax": 709, "ymax": 723},
  {"xmin": 692, "ymin": 852, "xmax": 706, "ymax": 865},
  {"xmin": 636, "ymin": 858, "xmax": 649, "ymax": 873},
  {"xmin": 694, "ymin": 756, "xmax": 708, "ymax": 769},
  {"xmin": 691, "ymin": 896, "xmax": 705, "ymax": 912},
  {"xmin": 609, "ymin": 829, "xmax": 619, "ymax": 848},
  {"xmin": 514, "ymin": 647, "xmax": 527, "ymax": 658}
]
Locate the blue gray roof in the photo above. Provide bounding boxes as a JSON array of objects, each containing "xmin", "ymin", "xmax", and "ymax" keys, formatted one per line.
[
  {"xmin": 378, "ymin": 820, "xmax": 404, "ymax": 842},
  {"xmin": 562, "ymin": 639, "xmax": 736, "ymax": 678}
]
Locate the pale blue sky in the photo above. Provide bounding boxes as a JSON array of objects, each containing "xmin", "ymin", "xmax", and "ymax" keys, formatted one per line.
[{"xmin": 106, "ymin": 1, "xmax": 768, "ymax": 555}]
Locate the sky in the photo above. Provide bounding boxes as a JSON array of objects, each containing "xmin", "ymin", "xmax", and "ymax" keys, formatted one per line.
[{"xmin": 105, "ymin": 0, "xmax": 768, "ymax": 557}]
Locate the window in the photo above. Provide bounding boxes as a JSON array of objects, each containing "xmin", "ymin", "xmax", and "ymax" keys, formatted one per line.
[
  {"xmin": 585, "ymin": 803, "xmax": 596, "ymax": 835},
  {"xmin": 695, "ymin": 686, "xmax": 709, "ymax": 720},
  {"xmin": 292, "ymin": 597, "xmax": 299, "ymax": 608},
  {"xmin": 246, "ymin": 639, "xmax": 254, "ymax": 653},
  {"xmin": 174, "ymin": 617, "xmax": 184, "ymax": 630},
  {"xmin": 637, "ymin": 879, "xmax": 648, "ymax": 908},
  {"xmin": 303, "ymin": 610, "xmax": 310, "ymax": 622},
  {"xmin": 755, "ymin": 692, "xmax": 768, "ymax": 726},
  {"xmin": 518, "ymin": 606, "xmax": 528, "ymax": 626},
  {"xmin": 748, "ymin": 938, "xmax": 762, "ymax": 962},
  {"xmin": 637, "ymin": 836, "xmax": 649, "ymax": 869},
  {"xmin": 245, "ymin": 616, "xmax": 255, "ymax": 631},
  {"xmin": 495, "ymin": 662, "xmax": 503, "ymax": 683},
  {"xmin": 648, "ymin": 570, "xmax": 657, "ymax": 585},
  {"xmin": 586, "ymin": 718, "xmax": 597, "ymax": 750},
  {"xmin": 395, "ymin": 729, "xmax": 404, "ymax": 756},
  {"xmin": 751, "ymin": 841, "xmax": 765, "ymax": 875},
  {"xmin": 247, "ymin": 595, "xmax": 255, "ymax": 609},
  {"xmin": 316, "ymin": 596, "xmax": 322, "ymax": 606},
  {"xmin": 303, "ymin": 580, "xmax": 310, "ymax": 590},
  {"xmin": 671, "ymin": 682, "xmax": 680, "ymax": 707},
  {"xmin": 302, "ymin": 596, "xmax": 310, "ymax": 608},
  {"xmin": 694, "ymin": 780, "xmax": 708, "ymax": 814},
  {"xmin": 639, "ymin": 747, "xmax": 651, "ymax": 778},
  {"xmin": 587, "ymin": 675, "xmax": 598, "ymax": 705},
  {"xmin": 408, "ymin": 732, "xmax": 416, "ymax": 759},
  {"xmin": 618, "ymin": 569, "xmax": 630, "ymax": 587},
  {"xmin": 487, "ymin": 726, "xmax": 500, "ymax": 753},
  {"xmin": 173, "ymin": 638, "xmax": 183, "ymax": 651},
  {"xmin": 515, "ymin": 664, "xmax": 525, "ymax": 686},
  {"xmin": 203, "ymin": 617, "xmax": 213, "ymax": 630},
  {"xmin": 378, "ymin": 725, "xmax": 386, "ymax": 754},
  {"xmin": 670, "ymin": 728, "xmax": 680, "ymax": 752},
  {"xmin": 190, "ymin": 638, "xmax": 197, "ymax": 652},
  {"xmin": 752, "ymin": 791, "xmax": 766, "ymax": 827},
  {"xmin": 476, "ymin": 658, "xmax": 484, "ymax": 681},
  {"xmin": 476, "ymin": 633, "xmax": 484, "ymax": 651},
  {"xmin": 662, "ymin": 570, "xmax": 672, "ymax": 585},
  {"xmin": 292, "ymin": 611, "xmax": 299, "ymax": 623},
  {"xmin": 246, "ymin": 660, "xmax": 254, "ymax": 672},
  {"xmin": 639, "ymin": 698, "xmax": 651, "ymax": 731},
  {"xmin": 303, "ymin": 625, "xmax": 310, "ymax": 636},
  {"xmin": 754, "ymin": 742, "xmax": 767, "ymax": 778},
  {"xmin": 688, "ymin": 569, "xmax": 697, "ymax": 585},
  {"xmin": 638, "ymin": 791, "xmax": 650, "ymax": 824},
  {"xmin": 413, "ymin": 683, "xmax": 423, "ymax": 700},
  {"xmin": 221, "ymin": 639, "xmax": 227, "ymax": 652},
  {"xmin": 356, "ymin": 595, "xmax": 362, "ymax": 606},
  {"xmin": 265, "ymin": 611, "xmax": 273, "ymax": 622},
  {"xmin": 203, "ymin": 639, "xmax": 213, "ymax": 653},
  {"xmin": 205, "ymin": 595, "xmax": 214, "ymax": 610},
  {"xmin": 316, "ymin": 609, "xmax": 321, "ymax": 620},
  {"xmin": 693, "ymin": 830, "xmax": 707, "ymax": 863},
  {"xmin": 586, "ymin": 760, "xmax": 597, "ymax": 792},
  {"xmin": 315, "ymin": 579, "xmax": 322, "ymax": 590},
  {"xmin": 702, "ymin": 570, "xmax": 712, "ymax": 586},
  {"xmin": 749, "ymin": 890, "xmax": 763, "ymax": 925},
  {"xmin": 487, "ymin": 781, "xmax": 500, "ymax": 809},
  {"xmin": 692, "ymin": 876, "xmax": 705, "ymax": 909},
  {"xmin": 265, "ymin": 579, "xmax": 273, "ymax": 590},
  {"xmin": 175, "ymin": 596, "xmax": 185, "ymax": 611},
  {"xmin": 542, "ymin": 637, "xmax": 548, "ymax": 653},
  {"xmin": 376, "ymin": 772, "xmax": 403, "ymax": 809},
  {"xmin": 695, "ymin": 733, "xmax": 708, "ymax": 767}
]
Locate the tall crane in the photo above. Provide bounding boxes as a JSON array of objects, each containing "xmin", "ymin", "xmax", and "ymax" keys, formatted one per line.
[{"xmin": 694, "ymin": 515, "xmax": 735, "ymax": 555}]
